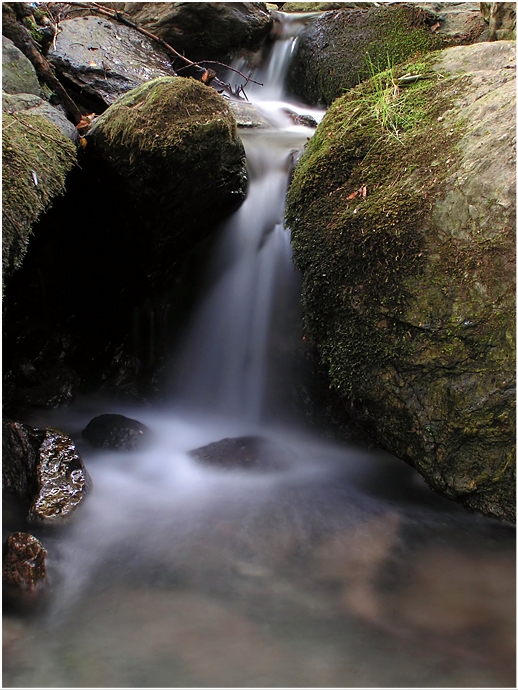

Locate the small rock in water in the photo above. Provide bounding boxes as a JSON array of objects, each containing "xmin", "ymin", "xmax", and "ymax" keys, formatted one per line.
[
  {"xmin": 281, "ymin": 108, "xmax": 317, "ymax": 128},
  {"xmin": 28, "ymin": 427, "xmax": 91, "ymax": 524},
  {"xmin": 188, "ymin": 435, "xmax": 294, "ymax": 471},
  {"xmin": 82, "ymin": 413, "xmax": 150, "ymax": 451},
  {"xmin": 3, "ymin": 532, "xmax": 47, "ymax": 590}
]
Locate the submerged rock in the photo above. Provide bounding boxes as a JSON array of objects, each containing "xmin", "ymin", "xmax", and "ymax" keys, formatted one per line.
[
  {"xmin": 28, "ymin": 427, "xmax": 91, "ymax": 524},
  {"xmin": 2, "ymin": 532, "xmax": 47, "ymax": 591},
  {"xmin": 189, "ymin": 435, "xmax": 293, "ymax": 471},
  {"xmin": 82, "ymin": 413, "xmax": 150, "ymax": 450},
  {"xmin": 286, "ymin": 41, "xmax": 516, "ymax": 521}
]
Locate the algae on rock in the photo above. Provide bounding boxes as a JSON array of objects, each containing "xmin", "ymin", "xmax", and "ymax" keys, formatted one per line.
[{"xmin": 286, "ymin": 42, "xmax": 516, "ymax": 521}]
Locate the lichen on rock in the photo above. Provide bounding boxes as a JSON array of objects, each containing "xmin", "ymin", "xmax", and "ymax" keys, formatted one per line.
[{"xmin": 286, "ymin": 41, "xmax": 516, "ymax": 521}]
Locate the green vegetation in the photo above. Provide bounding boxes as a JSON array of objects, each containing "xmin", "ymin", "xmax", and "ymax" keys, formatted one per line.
[{"xmin": 2, "ymin": 112, "xmax": 77, "ymax": 282}]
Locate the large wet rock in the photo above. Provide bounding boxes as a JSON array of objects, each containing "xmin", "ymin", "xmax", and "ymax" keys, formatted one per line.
[
  {"xmin": 2, "ymin": 102, "xmax": 77, "ymax": 286},
  {"xmin": 2, "ymin": 35, "xmax": 42, "ymax": 96},
  {"xmin": 3, "ymin": 532, "xmax": 47, "ymax": 591},
  {"xmin": 2, "ymin": 420, "xmax": 44, "ymax": 496},
  {"xmin": 189, "ymin": 435, "xmax": 295, "ymax": 471},
  {"xmin": 107, "ymin": 2, "xmax": 273, "ymax": 62},
  {"xmin": 87, "ymin": 76, "xmax": 247, "ymax": 261},
  {"xmin": 28, "ymin": 427, "xmax": 92, "ymax": 524},
  {"xmin": 286, "ymin": 2, "xmax": 483, "ymax": 106},
  {"xmin": 82, "ymin": 413, "xmax": 150, "ymax": 450},
  {"xmin": 286, "ymin": 42, "xmax": 516, "ymax": 521},
  {"xmin": 47, "ymin": 16, "xmax": 175, "ymax": 110}
]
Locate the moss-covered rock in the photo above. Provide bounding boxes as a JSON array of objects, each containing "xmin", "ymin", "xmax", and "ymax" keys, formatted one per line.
[
  {"xmin": 286, "ymin": 2, "xmax": 476, "ymax": 106},
  {"xmin": 286, "ymin": 42, "xmax": 516, "ymax": 521},
  {"xmin": 87, "ymin": 76, "xmax": 247, "ymax": 259},
  {"xmin": 2, "ymin": 35, "xmax": 41, "ymax": 96},
  {"xmin": 2, "ymin": 107, "xmax": 77, "ymax": 284}
]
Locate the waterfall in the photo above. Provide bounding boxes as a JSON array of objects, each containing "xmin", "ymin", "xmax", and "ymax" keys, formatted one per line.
[
  {"xmin": 5, "ymin": 12, "xmax": 514, "ymax": 690},
  {"xmin": 170, "ymin": 12, "xmax": 324, "ymax": 424}
]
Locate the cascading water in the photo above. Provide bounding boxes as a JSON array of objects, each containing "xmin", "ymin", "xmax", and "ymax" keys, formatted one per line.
[{"xmin": 3, "ymin": 12, "xmax": 515, "ymax": 689}]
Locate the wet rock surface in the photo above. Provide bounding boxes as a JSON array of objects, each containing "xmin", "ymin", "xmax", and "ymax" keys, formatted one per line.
[
  {"xmin": 2, "ymin": 532, "xmax": 47, "ymax": 591},
  {"xmin": 189, "ymin": 435, "xmax": 294, "ymax": 471},
  {"xmin": 28, "ymin": 427, "xmax": 91, "ymax": 524},
  {"xmin": 82, "ymin": 413, "xmax": 150, "ymax": 450},
  {"xmin": 48, "ymin": 16, "xmax": 175, "ymax": 110},
  {"xmin": 2, "ymin": 420, "xmax": 44, "ymax": 496}
]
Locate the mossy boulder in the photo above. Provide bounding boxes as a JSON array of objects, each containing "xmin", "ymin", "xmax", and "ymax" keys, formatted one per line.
[
  {"xmin": 286, "ymin": 2, "xmax": 474, "ymax": 106},
  {"xmin": 2, "ymin": 105, "xmax": 77, "ymax": 284},
  {"xmin": 286, "ymin": 42, "xmax": 516, "ymax": 521},
  {"xmin": 2, "ymin": 35, "xmax": 41, "ymax": 96},
  {"xmin": 87, "ymin": 76, "xmax": 247, "ymax": 261}
]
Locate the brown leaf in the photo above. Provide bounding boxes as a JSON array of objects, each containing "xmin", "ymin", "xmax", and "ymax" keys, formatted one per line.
[
  {"xmin": 347, "ymin": 190, "xmax": 359, "ymax": 200},
  {"xmin": 430, "ymin": 21, "xmax": 440, "ymax": 32}
]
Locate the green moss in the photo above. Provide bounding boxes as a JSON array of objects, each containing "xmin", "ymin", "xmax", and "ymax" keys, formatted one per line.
[{"xmin": 2, "ymin": 112, "xmax": 77, "ymax": 281}]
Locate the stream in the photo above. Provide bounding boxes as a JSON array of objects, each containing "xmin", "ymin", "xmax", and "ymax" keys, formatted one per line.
[{"xmin": 3, "ymin": 12, "xmax": 515, "ymax": 689}]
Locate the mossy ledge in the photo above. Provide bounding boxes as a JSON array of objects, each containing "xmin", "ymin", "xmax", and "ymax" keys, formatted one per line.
[
  {"xmin": 2, "ymin": 112, "xmax": 77, "ymax": 283},
  {"xmin": 286, "ymin": 44, "xmax": 516, "ymax": 521}
]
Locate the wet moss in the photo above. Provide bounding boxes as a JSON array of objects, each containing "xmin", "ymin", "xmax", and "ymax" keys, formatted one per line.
[
  {"xmin": 286, "ymin": 49, "xmax": 515, "ymax": 520},
  {"xmin": 2, "ymin": 112, "xmax": 77, "ymax": 283}
]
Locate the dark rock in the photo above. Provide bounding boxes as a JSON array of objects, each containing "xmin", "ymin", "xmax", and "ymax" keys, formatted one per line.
[
  {"xmin": 10, "ymin": 365, "xmax": 81, "ymax": 409},
  {"xmin": 108, "ymin": 2, "xmax": 273, "ymax": 63},
  {"xmin": 48, "ymin": 16, "xmax": 175, "ymax": 110},
  {"xmin": 286, "ymin": 42, "xmax": 516, "ymax": 521},
  {"xmin": 28, "ymin": 427, "xmax": 92, "ymax": 524},
  {"xmin": 2, "ymin": 419, "xmax": 44, "ymax": 496},
  {"xmin": 3, "ymin": 532, "xmax": 47, "ymax": 590},
  {"xmin": 82, "ymin": 413, "xmax": 150, "ymax": 450},
  {"xmin": 281, "ymin": 108, "xmax": 317, "ymax": 127},
  {"xmin": 189, "ymin": 435, "xmax": 294, "ymax": 471}
]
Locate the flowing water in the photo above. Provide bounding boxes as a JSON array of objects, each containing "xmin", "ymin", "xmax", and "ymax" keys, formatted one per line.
[{"xmin": 3, "ymin": 12, "xmax": 515, "ymax": 689}]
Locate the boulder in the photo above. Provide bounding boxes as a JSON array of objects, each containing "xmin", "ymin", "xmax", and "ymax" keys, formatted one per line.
[
  {"xmin": 47, "ymin": 16, "xmax": 175, "ymax": 110},
  {"xmin": 286, "ymin": 2, "xmax": 482, "ymax": 107},
  {"xmin": 82, "ymin": 413, "xmax": 150, "ymax": 450},
  {"xmin": 2, "ymin": 103, "xmax": 77, "ymax": 284},
  {"xmin": 86, "ymin": 76, "xmax": 247, "ymax": 260},
  {"xmin": 286, "ymin": 42, "xmax": 516, "ymax": 521},
  {"xmin": 106, "ymin": 2, "xmax": 273, "ymax": 62},
  {"xmin": 3, "ymin": 532, "xmax": 47, "ymax": 590},
  {"xmin": 2, "ymin": 419, "xmax": 44, "ymax": 496},
  {"xmin": 2, "ymin": 35, "xmax": 41, "ymax": 96},
  {"xmin": 3, "ymin": 92, "xmax": 78, "ymax": 141},
  {"xmin": 189, "ymin": 435, "xmax": 294, "ymax": 471},
  {"xmin": 28, "ymin": 427, "xmax": 92, "ymax": 524}
]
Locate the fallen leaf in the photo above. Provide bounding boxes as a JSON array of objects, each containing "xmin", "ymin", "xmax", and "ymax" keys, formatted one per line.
[
  {"xmin": 347, "ymin": 190, "xmax": 359, "ymax": 200},
  {"xmin": 430, "ymin": 21, "xmax": 440, "ymax": 31}
]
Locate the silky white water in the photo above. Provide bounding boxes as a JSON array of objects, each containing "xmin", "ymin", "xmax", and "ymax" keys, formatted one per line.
[{"xmin": 3, "ymin": 12, "xmax": 515, "ymax": 689}]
